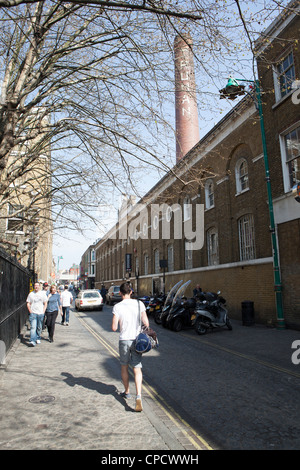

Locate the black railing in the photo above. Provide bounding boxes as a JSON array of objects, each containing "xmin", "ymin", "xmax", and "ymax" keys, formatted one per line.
[{"xmin": 0, "ymin": 246, "xmax": 31, "ymax": 364}]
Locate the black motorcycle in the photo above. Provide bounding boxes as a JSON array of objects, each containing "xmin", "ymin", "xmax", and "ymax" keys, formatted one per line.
[
  {"xmin": 166, "ymin": 296, "xmax": 197, "ymax": 332},
  {"xmin": 164, "ymin": 280, "xmax": 197, "ymax": 332},
  {"xmin": 156, "ymin": 280, "xmax": 184, "ymax": 326},
  {"xmin": 194, "ymin": 291, "xmax": 232, "ymax": 335},
  {"xmin": 147, "ymin": 294, "xmax": 166, "ymax": 321}
]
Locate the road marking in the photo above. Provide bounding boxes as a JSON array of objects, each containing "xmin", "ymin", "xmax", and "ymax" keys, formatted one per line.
[
  {"xmin": 76, "ymin": 313, "xmax": 213, "ymax": 450},
  {"xmin": 180, "ymin": 332, "xmax": 300, "ymax": 379}
]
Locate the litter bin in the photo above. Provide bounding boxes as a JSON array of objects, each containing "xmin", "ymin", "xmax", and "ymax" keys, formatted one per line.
[{"xmin": 242, "ymin": 301, "xmax": 254, "ymax": 326}]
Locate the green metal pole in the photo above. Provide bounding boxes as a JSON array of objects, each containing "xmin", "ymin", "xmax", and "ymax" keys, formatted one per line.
[{"xmin": 255, "ymin": 80, "xmax": 285, "ymax": 329}]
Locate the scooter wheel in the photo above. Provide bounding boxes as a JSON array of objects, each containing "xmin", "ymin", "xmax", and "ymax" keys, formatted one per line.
[
  {"xmin": 195, "ymin": 319, "xmax": 207, "ymax": 335},
  {"xmin": 226, "ymin": 318, "xmax": 233, "ymax": 330},
  {"xmin": 154, "ymin": 312, "xmax": 162, "ymax": 325},
  {"xmin": 172, "ymin": 318, "xmax": 183, "ymax": 332}
]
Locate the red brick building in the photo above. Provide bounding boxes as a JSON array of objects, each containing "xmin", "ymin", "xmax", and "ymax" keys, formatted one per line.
[{"xmin": 95, "ymin": 5, "xmax": 300, "ymax": 328}]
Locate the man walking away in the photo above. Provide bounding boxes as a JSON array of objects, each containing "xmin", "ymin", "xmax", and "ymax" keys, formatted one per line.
[
  {"xmin": 112, "ymin": 282, "xmax": 149, "ymax": 412},
  {"xmin": 60, "ymin": 285, "xmax": 73, "ymax": 325},
  {"xmin": 26, "ymin": 282, "xmax": 48, "ymax": 346}
]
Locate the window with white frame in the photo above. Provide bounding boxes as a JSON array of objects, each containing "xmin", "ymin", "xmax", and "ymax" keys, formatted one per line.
[
  {"xmin": 235, "ymin": 158, "xmax": 249, "ymax": 194},
  {"xmin": 207, "ymin": 227, "xmax": 219, "ymax": 266},
  {"xmin": 273, "ymin": 50, "xmax": 295, "ymax": 101},
  {"xmin": 185, "ymin": 241, "xmax": 193, "ymax": 269},
  {"xmin": 167, "ymin": 244, "xmax": 174, "ymax": 272},
  {"xmin": 280, "ymin": 125, "xmax": 300, "ymax": 191},
  {"xmin": 205, "ymin": 179, "xmax": 214, "ymax": 209},
  {"xmin": 238, "ymin": 214, "xmax": 256, "ymax": 261}
]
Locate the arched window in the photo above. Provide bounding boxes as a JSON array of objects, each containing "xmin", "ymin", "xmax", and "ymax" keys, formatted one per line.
[
  {"xmin": 205, "ymin": 179, "xmax": 214, "ymax": 209},
  {"xmin": 235, "ymin": 158, "xmax": 249, "ymax": 194}
]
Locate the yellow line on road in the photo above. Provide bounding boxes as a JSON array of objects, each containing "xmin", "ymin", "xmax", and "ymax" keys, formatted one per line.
[
  {"xmin": 76, "ymin": 313, "xmax": 213, "ymax": 451},
  {"xmin": 180, "ymin": 332, "xmax": 300, "ymax": 379}
]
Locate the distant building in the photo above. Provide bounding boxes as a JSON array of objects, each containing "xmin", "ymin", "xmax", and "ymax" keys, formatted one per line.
[
  {"xmin": 57, "ymin": 264, "xmax": 79, "ymax": 286},
  {"xmin": 79, "ymin": 245, "xmax": 96, "ymax": 289}
]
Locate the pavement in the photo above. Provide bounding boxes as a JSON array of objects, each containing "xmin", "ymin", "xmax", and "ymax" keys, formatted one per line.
[
  {"xmin": 0, "ymin": 308, "xmax": 299, "ymax": 452},
  {"xmin": 0, "ymin": 309, "xmax": 207, "ymax": 452}
]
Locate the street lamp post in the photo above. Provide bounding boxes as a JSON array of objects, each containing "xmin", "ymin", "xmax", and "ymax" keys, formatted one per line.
[
  {"xmin": 57, "ymin": 255, "xmax": 63, "ymax": 281},
  {"xmin": 220, "ymin": 77, "xmax": 285, "ymax": 329}
]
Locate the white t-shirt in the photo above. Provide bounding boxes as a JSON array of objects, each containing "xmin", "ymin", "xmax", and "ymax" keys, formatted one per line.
[
  {"xmin": 26, "ymin": 291, "xmax": 48, "ymax": 315},
  {"xmin": 61, "ymin": 290, "xmax": 73, "ymax": 307},
  {"xmin": 112, "ymin": 299, "xmax": 145, "ymax": 341}
]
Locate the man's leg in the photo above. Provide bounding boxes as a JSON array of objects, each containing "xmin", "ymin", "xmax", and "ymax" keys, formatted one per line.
[
  {"xmin": 133, "ymin": 367, "xmax": 143, "ymax": 412},
  {"xmin": 36, "ymin": 314, "xmax": 44, "ymax": 341},
  {"xmin": 29, "ymin": 313, "xmax": 37, "ymax": 345},
  {"xmin": 121, "ymin": 364, "xmax": 130, "ymax": 394},
  {"xmin": 133, "ymin": 367, "xmax": 142, "ymax": 396}
]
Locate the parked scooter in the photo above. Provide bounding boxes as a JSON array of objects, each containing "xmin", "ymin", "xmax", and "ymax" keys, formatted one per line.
[
  {"xmin": 194, "ymin": 291, "xmax": 232, "ymax": 335},
  {"xmin": 165, "ymin": 280, "xmax": 198, "ymax": 332},
  {"xmin": 157, "ymin": 280, "xmax": 184, "ymax": 326},
  {"xmin": 138, "ymin": 295, "xmax": 150, "ymax": 308},
  {"xmin": 147, "ymin": 294, "xmax": 166, "ymax": 319}
]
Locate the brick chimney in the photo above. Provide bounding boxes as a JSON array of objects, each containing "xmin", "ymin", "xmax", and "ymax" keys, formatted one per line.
[{"xmin": 174, "ymin": 33, "xmax": 200, "ymax": 163}]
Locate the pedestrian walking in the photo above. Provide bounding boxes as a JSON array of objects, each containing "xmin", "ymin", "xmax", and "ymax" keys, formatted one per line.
[
  {"xmin": 26, "ymin": 282, "xmax": 48, "ymax": 347},
  {"xmin": 45, "ymin": 285, "xmax": 61, "ymax": 342},
  {"xmin": 60, "ymin": 285, "xmax": 73, "ymax": 325},
  {"xmin": 100, "ymin": 285, "xmax": 107, "ymax": 303},
  {"xmin": 42, "ymin": 282, "xmax": 49, "ymax": 330},
  {"xmin": 111, "ymin": 282, "xmax": 149, "ymax": 412}
]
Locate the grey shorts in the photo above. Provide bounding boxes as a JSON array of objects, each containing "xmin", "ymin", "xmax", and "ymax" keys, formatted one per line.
[{"xmin": 119, "ymin": 340, "xmax": 142, "ymax": 368}]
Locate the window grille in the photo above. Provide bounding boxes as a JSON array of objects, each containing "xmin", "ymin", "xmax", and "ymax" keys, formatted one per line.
[
  {"xmin": 238, "ymin": 214, "xmax": 256, "ymax": 261},
  {"xmin": 207, "ymin": 228, "xmax": 219, "ymax": 265},
  {"xmin": 185, "ymin": 241, "xmax": 193, "ymax": 269},
  {"xmin": 154, "ymin": 249, "xmax": 160, "ymax": 274},
  {"xmin": 167, "ymin": 244, "xmax": 174, "ymax": 272}
]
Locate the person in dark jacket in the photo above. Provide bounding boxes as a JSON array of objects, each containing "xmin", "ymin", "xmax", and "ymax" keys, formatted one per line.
[{"xmin": 193, "ymin": 284, "xmax": 202, "ymax": 298}]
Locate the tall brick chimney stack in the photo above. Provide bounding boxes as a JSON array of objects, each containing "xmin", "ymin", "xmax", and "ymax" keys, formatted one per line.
[{"xmin": 174, "ymin": 33, "xmax": 200, "ymax": 163}]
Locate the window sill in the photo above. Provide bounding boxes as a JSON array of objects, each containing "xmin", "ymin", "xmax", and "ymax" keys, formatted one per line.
[
  {"xmin": 235, "ymin": 188, "xmax": 250, "ymax": 197},
  {"xmin": 272, "ymin": 90, "xmax": 294, "ymax": 110}
]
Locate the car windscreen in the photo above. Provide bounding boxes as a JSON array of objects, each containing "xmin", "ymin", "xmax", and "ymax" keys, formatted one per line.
[{"xmin": 83, "ymin": 292, "xmax": 100, "ymax": 299}]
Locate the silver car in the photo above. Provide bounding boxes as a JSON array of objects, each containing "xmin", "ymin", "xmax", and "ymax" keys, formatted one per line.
[
  {"xmin": 106, "ymin": 285, "xmax": 122, "ymax": 305},
  {"xmin": 75, "ymin": 290, "xmax": 103, "ymax": 311}
]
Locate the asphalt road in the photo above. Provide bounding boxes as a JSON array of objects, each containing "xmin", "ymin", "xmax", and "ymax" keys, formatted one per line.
[{"xmin": 76, "ymin": 303, "xmax": 300, "ymax": 450}]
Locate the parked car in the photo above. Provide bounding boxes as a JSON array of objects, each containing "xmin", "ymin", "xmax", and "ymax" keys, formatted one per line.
[
  {"xmin": 75, "ymin": 290, "xmax": 103, "ymax": 311},
  {"xmin": 106, "ymin": 285, "xmax": 122, "ymax": 305}
]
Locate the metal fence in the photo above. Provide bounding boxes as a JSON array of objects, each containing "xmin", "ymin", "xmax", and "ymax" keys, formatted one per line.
[{"xmin": 0, "ymin": 246, "xmax": 31, "ymax": 364}]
